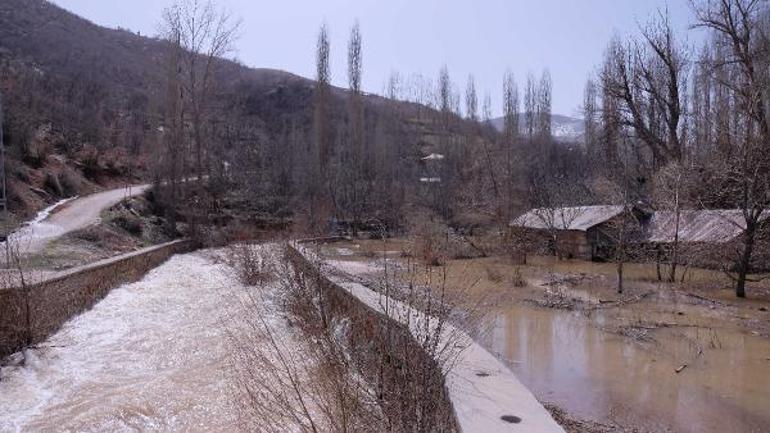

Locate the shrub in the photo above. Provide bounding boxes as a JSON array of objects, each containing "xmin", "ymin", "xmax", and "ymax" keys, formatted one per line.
[
  {"xmin": 227, "ymin": 243, "xmax": 270, "ymax": 285},
  {"xmin": 486, "ymin": 266, "xmax": 503, "ymax": 283},
  {"xmin": 511, "ymin": 266, "xmax": 527, "ymax": 287}
]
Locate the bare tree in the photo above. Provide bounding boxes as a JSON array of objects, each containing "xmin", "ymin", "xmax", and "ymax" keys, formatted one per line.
[
  {"xmin": 524, "ymin": 73, "xmax": 536, "ymax": 141},
  {"xmin": 437, "ymin": 66, "xmax": 452, "ymax": 115},
  {"xmin": 482, "ymin": 91, "xmax": 493, "ymax": 126},
  {"xmin": 652, "ymin": 162, "xmax": 691, "ymax": 282},
  {"xmin": 600, "ymin": 40, "xmax": 623, "ymax": 167},
  {"xmin": 536, "ymin": 70, "xmax": 553, "ymax": 140},
  {"xmin": 315, "ymin": 23, "xmax": 332, "ymax": 175},
  {"xmin": 583, "ymin": 78, "xmax": 599, "ymax": 157},
  {"xmin": 692, "ymin": 0, "xmax": 770, "ymax": 297},
  {"xmin": 161, "ymin": 0, "xmax": 240, "ymax": 183},
  {"xmin": 464, "ymin": 75, "xmax": 478, "ymax": 122},
  {"xmin": 602, "ymin": 10, "xmax": 688, "ymax": 166},
  {"xmin": 157, "ymin": 27, "xmax": 185, "ymax": 229},
  {"xmin": 348, "ymin": 21, "xmax": 364, "ymax": 167},
  {"xmin": 502, "ymin": 71, "xmax": 519, "ymax": 219},
  {"xmin": 593, "ymin": 177, "xmax": 646, "ymax": 293}
]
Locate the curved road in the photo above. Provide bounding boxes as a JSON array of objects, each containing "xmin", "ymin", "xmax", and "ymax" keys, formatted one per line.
[{"xmin": 8, "ymin": 184, "xmax": 151, "ymax": 255}]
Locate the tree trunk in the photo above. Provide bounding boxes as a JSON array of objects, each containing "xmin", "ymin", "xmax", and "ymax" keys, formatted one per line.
[
  {"xmin": 617, "ymin": 260, "xmax": 624, "ymax": 294},
  {"xmin": 735, "ymin": 223, "xmax": 756, "ymax": 298},
  {"xmin": 669, "ymin": 205, "xmax": 681, "ymax": 283}
]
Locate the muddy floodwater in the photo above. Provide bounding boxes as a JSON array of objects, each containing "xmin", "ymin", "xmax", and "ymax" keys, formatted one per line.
[
  {"xmin": 480, "ymin": 303, "xmax": 770, "ymax": 433},
  {"xmin": 318, "ymin": 240, "xmax": 770, "ymax": 433}
]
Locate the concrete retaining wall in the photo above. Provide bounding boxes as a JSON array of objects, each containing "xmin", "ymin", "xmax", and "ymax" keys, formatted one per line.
[
  {"xmin": 290, "ymin": 240, "xmax": 566, "ymax": 433},
  {"xmin": 286, "ymin": 243, "xmax": 461, "ymax": 433},
  {"xmin": 0, "ymin": 239, "xmax": 195, "ymax": 358}
]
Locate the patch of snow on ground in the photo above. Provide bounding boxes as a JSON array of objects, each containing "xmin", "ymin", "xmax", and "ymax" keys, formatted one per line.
[
  {"xmin": 3, "ymin": 197, "xmax": 76, "ymax": 246},
  {"xmin": 335, "ymin": 247, "xmax": 356, "ymax": 256},
  {"xmin": 325, "ymin": 259, "xmax": 381, "ymax": 276}
]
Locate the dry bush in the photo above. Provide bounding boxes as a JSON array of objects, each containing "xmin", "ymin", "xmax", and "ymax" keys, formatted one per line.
[
  {"xmin": 293, "ymin": 246, "xmax": 464, "ymax": 432},
  {"xmin": 0, "ymin": 234, "xmax": 46, "ymax": 362},
  {"xmin": 486, "ymin": 266, "xmax": 503, "ymax": 283},
  {"xmin": 413, "ymin": 229, "xmax": 445, "ymax": 267},
  {"xmin": 511, "ymin": 266, "xmax": 527, "ymax": 287},
  {"xmin": 227, "ymin": 243, "xmax": 471, "ymax": 432},
  {"xmin": 226, "ymin": 245, "xmax": 383, "ymax": 433},
  {"xmin": 409, "ymin": 212, "xmax": 488, "ymax": 265},
  {"xmin": 486, "ymin": 265, "xmax": 526, "ymax": 288},
  {"xmin": 226, "ymin": 243, "xmax": 271, "ymax": 286}
]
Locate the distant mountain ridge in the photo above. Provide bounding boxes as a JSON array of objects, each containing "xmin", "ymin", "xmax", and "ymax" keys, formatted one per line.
[{"xmin": 490, "ymin": 114, "xmax": 584, "ymax": 142}]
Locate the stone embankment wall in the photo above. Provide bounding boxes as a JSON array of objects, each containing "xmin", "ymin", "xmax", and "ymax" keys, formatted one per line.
[
  {"xmin": 286, "ymin": 242, "xmax": 461, "ymax": 433},
  {"xmin": 0, "ymin": 240, "xmax": 194, "ymax": 358}
]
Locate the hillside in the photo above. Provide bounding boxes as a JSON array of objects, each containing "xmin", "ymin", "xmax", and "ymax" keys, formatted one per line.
[
  {"xmin": 0, "ymin": 0, "xmax": 487, "ymax": 227},
  {"xmin": 0, "ymin": 0, "xmax": 313, "ymax": 215},
  {"xmin": 490, "ymin": 114, "xmax": 584, "ymax": 142}
]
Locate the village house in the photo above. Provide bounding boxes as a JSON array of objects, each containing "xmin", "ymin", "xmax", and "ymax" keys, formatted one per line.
[
  {"xmin": 645, "ymin": 210, "xmax": 770, "ymax": 270},
  {"xmin": 511, "ymin": 206, "xmax": 770, "ymax": 267},
  {"xmin": 509, "ymin": 205, "xmax": 644, "ymax": 261}
]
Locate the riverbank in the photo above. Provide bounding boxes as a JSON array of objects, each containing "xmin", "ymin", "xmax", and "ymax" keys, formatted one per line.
[
  {"xmin": 0, "ymin": 247, "xmax": 311, "ymax": 432},
  {"xmin": 315, "ymin": 238, "xmax": 770, "ymax": 433}
]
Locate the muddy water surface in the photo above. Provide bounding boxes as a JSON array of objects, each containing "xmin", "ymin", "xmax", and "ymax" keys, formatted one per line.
[{"xmin": 480, "ymin": 303, "xmax": 770, "ymax": 433}]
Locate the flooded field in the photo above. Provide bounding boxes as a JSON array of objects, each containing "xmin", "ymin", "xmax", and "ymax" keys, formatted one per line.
[
  {"xmin": 318, "ymin": 239, "xmax": 770, "ymax": 433},
  {"xmin": 482, "ymin": 304, "xmax": 770, "ymax": 433}
]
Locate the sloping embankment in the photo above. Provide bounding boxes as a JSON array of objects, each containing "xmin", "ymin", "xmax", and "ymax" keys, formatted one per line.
[
  {"xmin": 0, "ymin": 239, "xmax": 194, "ymax": 358},
  {"xmin": 288, "ymin": 241, "xmax": 565, "ymax": 433}
]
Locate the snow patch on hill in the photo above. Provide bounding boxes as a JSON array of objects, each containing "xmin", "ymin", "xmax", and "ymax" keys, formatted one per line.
[{"xmin": 490, "ymin": 114, "xmax": 585, "ymax": 143}]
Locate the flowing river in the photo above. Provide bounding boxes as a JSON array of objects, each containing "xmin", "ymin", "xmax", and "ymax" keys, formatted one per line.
[{"xmin": 0, "ymin": 251, "xmax": 242, "ymax": 433}]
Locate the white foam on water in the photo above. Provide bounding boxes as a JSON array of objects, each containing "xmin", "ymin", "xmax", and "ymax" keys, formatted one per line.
[{"xmin": 0, "ymin": 251, "xmax": 250, "ymax": 433}]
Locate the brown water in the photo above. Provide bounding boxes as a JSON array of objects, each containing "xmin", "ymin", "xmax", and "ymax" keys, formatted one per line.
[{"xmin": 479, "ymin": 303, "xmax": 770, "ymax": 433}]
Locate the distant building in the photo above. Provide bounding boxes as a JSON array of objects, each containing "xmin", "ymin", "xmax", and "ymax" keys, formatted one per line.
[
  {"xmin": 419, "ymin": 153, "xmax": 444, "ymax": 184},
  {"xmin": 510, "ymin": 205, "xmax": 640, "ymax": 260},
  {"xmin": 645, "ymin": 210, "xmax": 765, "ymax": 244},
  {"xmin": 511, "ymin": 206, "xmax": 769, "ymax": 265},
  {"xmin": 645, "ymin": 210, "xmax": 770, "ymax": 269},
  {"xmin": 421, "ymin": 153, "xmax": 445, "ymax": 161}
]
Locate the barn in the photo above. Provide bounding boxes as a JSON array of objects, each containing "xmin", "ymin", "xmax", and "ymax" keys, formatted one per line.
[
  {"xmin": 510, "ymin": 205, "xmax": 640, "ymax": 260},
  {"xmin": 645, "ymin": 209, "xmax": 770, "ymax": 269},
  {"xmin": 512, "ymin": 206, "xmax": 769, "ymax": 267}
]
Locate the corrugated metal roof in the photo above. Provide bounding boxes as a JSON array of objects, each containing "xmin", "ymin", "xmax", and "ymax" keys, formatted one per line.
[
  {"xmin": 512, "ymin": 205, "xmax": 769, "ymax": 243},
  {"xmin": 647, "ymin": 210, "xmax": 769, "ymax": 243},
  {"xmin": 510, "ymin": 205, "xmax": 626, "ymax": 231}
]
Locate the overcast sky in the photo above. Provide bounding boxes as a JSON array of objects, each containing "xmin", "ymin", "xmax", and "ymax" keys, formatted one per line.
[{"xmin": 51, "ymin": 0, "xmax": 698, "ymax": 117}]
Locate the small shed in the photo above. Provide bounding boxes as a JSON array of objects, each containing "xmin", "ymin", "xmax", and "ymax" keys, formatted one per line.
[
  {"xmin": 645, "ymin": 209, "xmax": 770, "ymax": 269},
  {"xmin": 646, "ymin": 210, "xmax": 765, "ymax": 244},
  {"xmin": 510, "ymin": 205, "xmax": 632, "ymax": 260}
]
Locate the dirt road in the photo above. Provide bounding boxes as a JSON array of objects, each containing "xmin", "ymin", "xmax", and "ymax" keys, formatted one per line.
[{"xmin": 7, "ymin": 184, "xmax": 150, "ymax": 255}]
